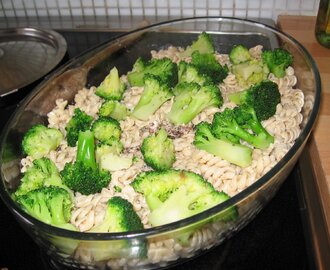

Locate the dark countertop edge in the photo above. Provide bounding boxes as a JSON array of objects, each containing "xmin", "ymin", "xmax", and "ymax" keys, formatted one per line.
[{"xmin": 296, "ymin": 140, "xmax": 330, "ymax": 270}]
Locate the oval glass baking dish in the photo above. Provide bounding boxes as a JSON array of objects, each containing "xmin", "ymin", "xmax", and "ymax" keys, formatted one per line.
[{"xmin": 0, "ymin": 17, "xmax": 321, "ymax": 270}]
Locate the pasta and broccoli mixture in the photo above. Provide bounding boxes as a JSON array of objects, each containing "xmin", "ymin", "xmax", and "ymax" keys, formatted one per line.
[{"xmin": 14, "ymin": 32, "xmax": 304, "ymax": 265}]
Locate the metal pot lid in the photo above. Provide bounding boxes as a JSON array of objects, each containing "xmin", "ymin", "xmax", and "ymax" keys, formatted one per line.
[{"xmin": 0, "ymin": 27, "xmax": 67, "ymax": 97}]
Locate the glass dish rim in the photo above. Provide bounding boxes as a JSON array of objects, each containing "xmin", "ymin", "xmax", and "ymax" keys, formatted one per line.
[{"xmin": 0, "ymin": 16, "xmax": 321, "ymax": 240}]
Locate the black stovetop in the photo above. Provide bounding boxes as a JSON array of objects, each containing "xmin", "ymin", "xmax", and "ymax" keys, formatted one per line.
[{"xmin": 0, "ymin": 31, "xmax": 315, "ymax": 270}]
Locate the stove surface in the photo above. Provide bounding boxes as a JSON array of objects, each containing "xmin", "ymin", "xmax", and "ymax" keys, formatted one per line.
[{"xmin": 0, "ymin": 30, "xmax": 314, "ymax": 270}]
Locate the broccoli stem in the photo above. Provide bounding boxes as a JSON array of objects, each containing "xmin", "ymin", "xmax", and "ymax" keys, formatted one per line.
[
  {"xmin": 216, "ymin": 121, "xmax": 258, "ymax": 148},
  {"xmin": 61, "ymin": 131, "xmax": 111, "ymax": 195},
  {"xmin": 132, "ymin": 96, "xmax": 168, "ymax": 120},
  {"xmin": 194, "ymin": 122, "xmax": 252, "ymax": 167},
  {"xmin": 235, "ymin": 106, "xmax": 274, "ymax": 149},
  {"xmin": 247, "ymin": 116, "xmax": 272, "ymax": 139},
  {"xmin": 198, "ymin": 136, "xmax": 252, "ymax": 168},
  {"xmin": 76, "ymin": 130, "xmax": 96, "ymax": 170},
  {"xmin": 49, "ymin": 195, "xmax": 69, "ymax": 225}
]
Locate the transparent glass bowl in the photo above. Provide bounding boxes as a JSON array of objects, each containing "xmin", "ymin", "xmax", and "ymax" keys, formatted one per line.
[{"xmin": 0, "ymin": 17, "xmax": 321, "ymax": 270}]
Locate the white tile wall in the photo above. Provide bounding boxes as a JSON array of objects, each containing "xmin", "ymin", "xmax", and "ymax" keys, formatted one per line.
[{"xmin": 0, "ymin": 0, "xmax": 320, "ymax": 29}]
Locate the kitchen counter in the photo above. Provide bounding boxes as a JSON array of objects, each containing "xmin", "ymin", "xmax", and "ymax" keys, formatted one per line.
[{"xmin": 278, "ymin": 15, "xmax": 330, "ymax": 267}]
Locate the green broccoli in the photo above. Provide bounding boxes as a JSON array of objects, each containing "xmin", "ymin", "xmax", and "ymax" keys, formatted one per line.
[
  {"xmin": 65, "ymin": 108, "xmax": 94, "ymax": 147},
  {"xmin": 229, "ymin": 80, "xmax": 281, "ymax": 121},
  {"xmin": 15, "ymin": 186, "xmax": 76, "ymax": 230},
  {"xmin": 231, "ymin": 59, "xmax": 269, "ymax": 87},
  {"xmin": 141, "ymin": 128, "xmax": 176, "ymax": 170},
  {"xmin": 91, "ymin": 117, "xmax": 121, "ymax": 144},
  {"xmin": 22, "ymin": 124, "xmax": 63, "ymax": 159},
  {"xmin": 95, "ymin": 66, "xmax": 126, "ymax": 100},
  {"xmin": 130, "ymin": 57, "xmax": 145, "ymax": 73},
  {"xmin": 167, "ymin": 82, "xmax": 223, "ymax": 125},
  {"xmin": 98, "ymin": 152, "xmax": 133, "ymax": 172},
  {"xmin": 212, "ymin": 106, "xmax": 274, "ymax": 150},
  {"xmin": 95, "ymin": 139, "xmax": 131, "ymax": 172},
  {"xmin": 234, "ymin": 104, "xmax": 274, "ymax": 143},
  {"xmin": 262, "ymin": 48, "xmax": 293, "ymax": 78},
  {"xmin": 61, "ymin": 130, "xmax": 111, "ymax": 195},
  {"xmin": 178, "ymin": 61, "xmax": 213, "ymax": 86},
  {"xmin": 131, "ymin": 74, "xmax": 174, "ymax": 121},
  {"xmin": 95, "ymin": 139, "xmax": 129, "ymax": 172},
  {"xmin": 98, "ymin": 100, "xmax": 129, "ymax": 120},
  {"xmin": 85, "ymin": 197, "xmax": 146, "ymax": 261},
  {"xmin": 95, "ymin": 141, "xmax": 124, "ymax": 162},
  {"xmin": 193, "ymin": 121, "xmax": 252, "ymax": 167},
  {"xmin": 127, "ymin": 57, "xmax": 178, "ymax": 87},
  {"xmin": 178, "ymin": 51, "xmax": 229, "ymax": 86},
  {"xmin": 131, "ymin": 169, "xmax": 237, "ymax": 226},
  {"xmin": 229, "ymin": 44, "xmax": 252, "ymax": 64},
  {"xmin": 228, "ymin": 44, "xmax": 269, "ymax": 87},
  {"xmin": 180, "ymin": 32, "xmax": 215, "ymax": 58},
  {"xmin": 15, "ymin": 157, "xmax": 69, "ymax": 197},
  {"xmin": 90, "ymin": 196, "xmax": 143, "ymax": 232},
  {"xmin": 190, "ymin": 51, "xmax": 228, "ymax": 84}
]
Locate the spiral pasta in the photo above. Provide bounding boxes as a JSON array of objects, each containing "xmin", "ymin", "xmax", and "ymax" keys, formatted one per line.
[{"xmin": 18, "ymin": 44, "xmax": 306, "ymax": 267}]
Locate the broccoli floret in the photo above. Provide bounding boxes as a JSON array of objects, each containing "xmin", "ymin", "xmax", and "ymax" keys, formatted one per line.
[
  {"xmin": 65, "ymin": 108, "xmax": 93, "ymax": 147},
  {"xmin": 167, "ymin": 82, "xmax": 223, "ymax": 125},
  {"xmin": 85, "ymin": 197, "xmax": 146, "ymax": 261},
  {"xmin": 95, "ymin": 140, "xmax": 127, "ymax": 172},
  {"xmin": 90, "ymin": 196, "xmax": 143, "ymax": 232},
  {"xmin": 132, "ymin": 74, "xmax": 173, "ymax": 121},
  {"xmin": 99, "ymin": 152, "xmax": 133, "ymax": 172},
  {"xmin": 141, "ymin": 128, "xmax": 175, "ymax": 170},
  {"xmin": 262, "ymin": 48, "xmax": 293, "ymax": 78},
  {"xmin": 229, "ymin": 44, "xmax": 251, "ymax": 64},
  {"xmin": 95, "ymin": 141, "xmax": 124, "ymax": 163},
  {"xmin": 22, "ymin": 124, "xmax": 63, "ymax": 159},
  {"xmin": 234, "ymin": 104, "xmax": 274, "ymax": 145},
  {"xmin": 193, "ymin": 122, "xmax": 252, "ymax": 167},
  {"xmin": 229, "ymin": 80, "xmax": 281, "ymax": 121},
  {"xmin": 177, "ymin": 61, "xmax": 189, "ymax": 84},
  {"xmin": 132, "ymin": 170, "xmax": 210, "ymax": 211},
  {"xmin": 231, "ymin": 59, "xmax": 269, "ymax": 87},
  {"xmin": 15, "ymin": 159, "xmax": 48, "ymax": 197},
  {"xmin": 190, "ymin": 51, "xmax": 228, "ymax": 84},
  {"xmin": 98, "ymin": 100, "xmax": 129, "ymax": 120},
  {"xmin": 95, "ymin": 67, "xmax": 126, "ymax": 100},
  {"xmin": 15, "ymin": 157, "xmax": 69, "ymax": 197},
  {"xmin": 180, "ymin": 32, "xmax": 215, "ymax": 58},
  {"xmin": 178, "ymin": 51, "xmax": 229, "ymax": 86},
  {"xmin": 131, "ymin": 169, "xmax": 237, "ymax": 226},
  {"xmin": 178, "ymin": 61, "xmax": 213, "ymax": 86},
  {"xmin": 212, "ymin": 106, "xmax": 274, "ymax": 149},
  {"xmin": 91, "ymin": 117, "xmax": 121, "ymax": 144},
  {"xmin": 15, "ymin": 186, "xmax": 76, "ymax": 230},
  {"xmin": 61, "ymin": 130, "xmax": 111, "ymax": 195},
  {"xmin": 130, "ymin": 57, "xmax": 145, "ymax": 73},
  {"xmin": 127, "ymin": 57, "xmax": 178, "ymax": 87}
]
